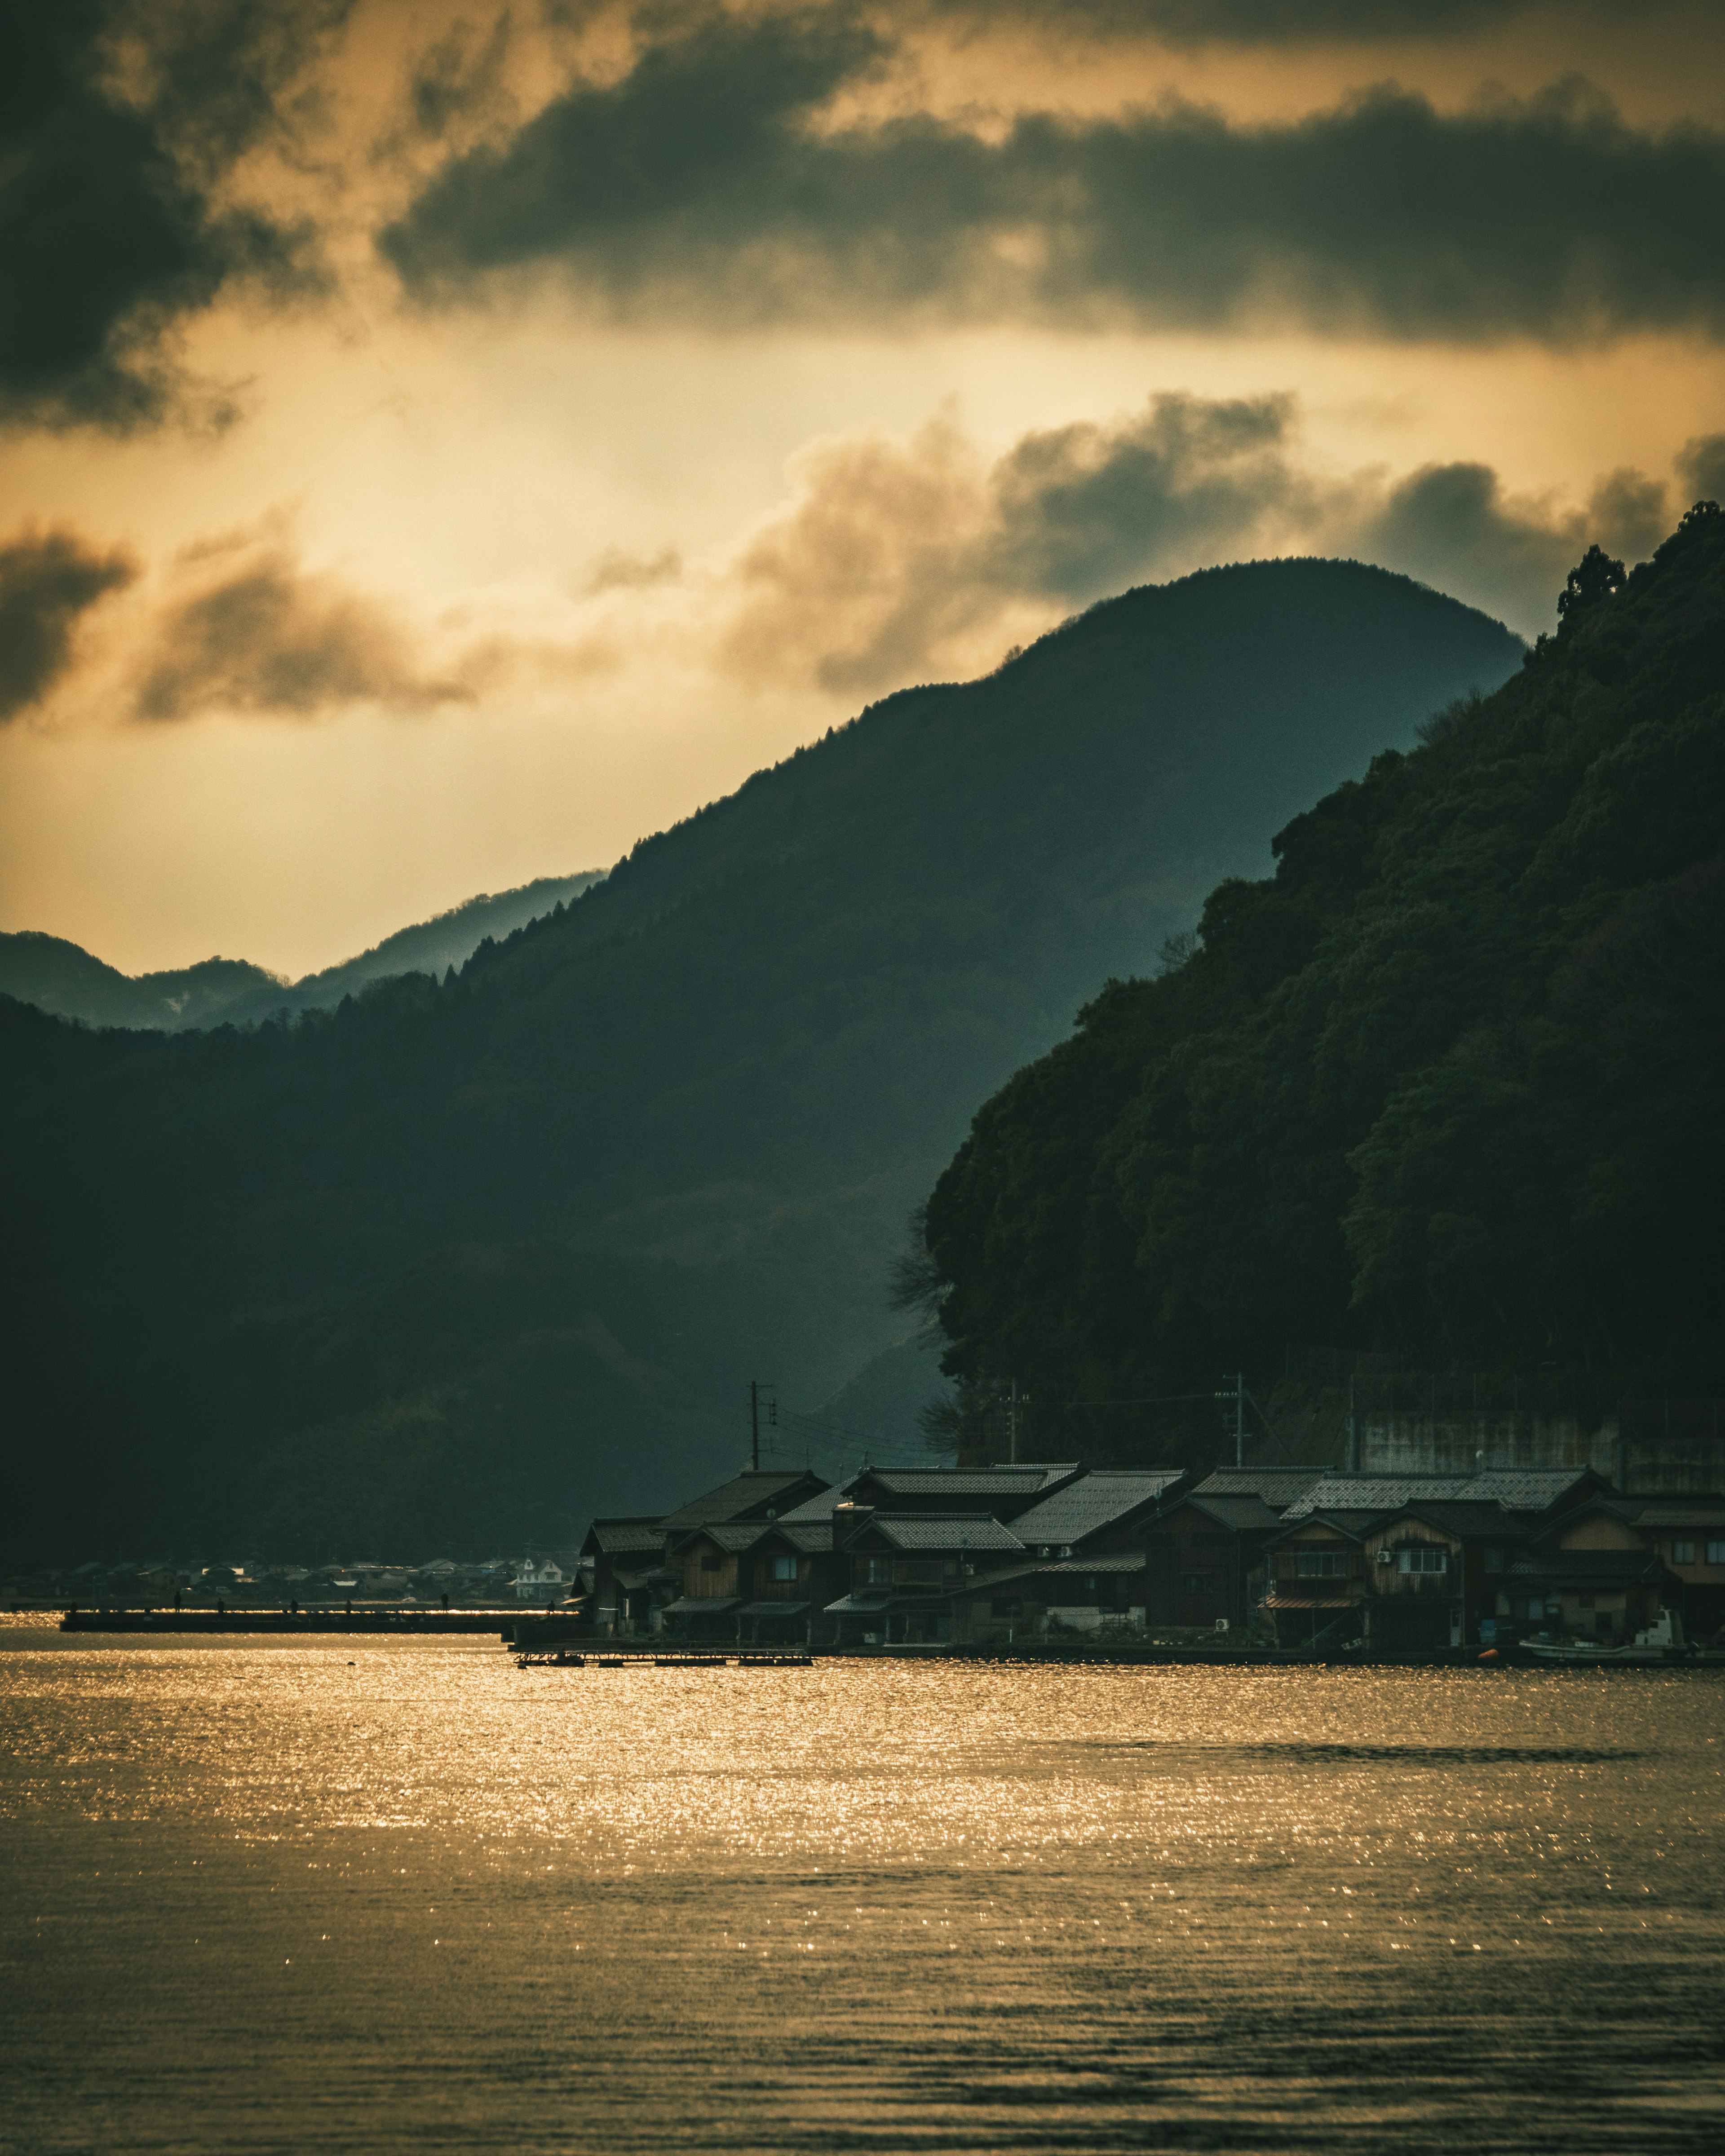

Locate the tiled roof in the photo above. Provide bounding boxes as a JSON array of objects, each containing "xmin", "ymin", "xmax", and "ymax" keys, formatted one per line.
[
  {"xmin": 1283, "ymin": 1471, "xmax": 1592, "ymax": 1518},
  {"xmin": 1011, "ymin": 1470, "xmax": 1185, "ymax": 1547},
  {"xmin": 1578, "ymin": 1498, "xmax": 1725, "ymax": 1528},
  {"xmin": 777, "ymin": 1522, "xmax": 833, "ymax": 1553},
  {"xmin": 864, "ymin": 1468, "xmax": 1071, "ymax": 1498},
  {"xmin": 1192, "ymin": 1467, "xmax": 1333, "ymax": 1509},
  {"xmin": 658, "ymin": 1471, "xmax": 829, "ymax": 1530},
  {"xmin": 684, "ymin": 1521, "xmax": 775, "ymax": 1553},
  {"xmin": 735, "ymin": 1600, "xmax": 810, "ymax": 1617},
  {"xmin": 1378, "ymin": 1500, "xmax": 1544, "ymax": 1534},
  {"xmin": 872, "ymin": 1514, "xmax": 1026, "ymax": 1552},
  {"xmin": 1177, "ymin": 1494, "xmax": 1282, "ymax": 1533},
  {"xmin": 584, "ymin": 1518, "xmax": 665, "ymax": 1554},
  {"xmin": 662, "ymin": 1596, "xmax": 742, "ymax": 1614},
  {"xmin": 777, "ymin": 1481, "xmax": 855, "ymax": 1523}
]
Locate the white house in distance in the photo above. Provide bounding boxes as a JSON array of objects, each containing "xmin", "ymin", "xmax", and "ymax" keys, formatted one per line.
[{"xmin": 514, "ymin": 1558, "xmax": 568, "ymax": 1603}]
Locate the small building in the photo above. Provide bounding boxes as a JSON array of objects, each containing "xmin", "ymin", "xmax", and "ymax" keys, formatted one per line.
[
  {"xmin": 582, "ymin": 1517, "xmax": 676, "ymax": 1635},
  {"xmin": 513, "ymin": 1557, "xmax": 568, "ymax": 1604},
  {"xmin": 824, "ymin": 1511, "xmax": 1028, "ymax": 1644}
]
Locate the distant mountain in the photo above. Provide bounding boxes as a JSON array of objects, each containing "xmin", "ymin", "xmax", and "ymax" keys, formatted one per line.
[
  {"xmin": 0, "ymin": 936, "xmax": 281, "ymax": 1031},
  {"xmin": 0, "ymin": 873, "xmax": 605, "ymax": 1032},
  {"xmin": 0, "ymin": 558, "xmax": 1523, "ymax": 1566}
]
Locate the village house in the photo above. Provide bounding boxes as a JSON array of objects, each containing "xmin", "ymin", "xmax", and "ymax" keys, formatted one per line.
[
  {"xmin": 1518, "ymin": 1491, "xmax": 1720, "ymax": 1641},
  {"xmin": 1141, "ymin": 1467, "xmax": 1333, "ymax": 1631},
  {"xmin": 582, "ymin": 1516, "xmax": 674, "ymax": 1635},
  {"xmin": 823, "ymin": 1508, "xmax": 1029, "ymax": 1644},
  {"xmin": 1259, "ymin": 1469, "xmax": 1619, "ymax": 1646}
]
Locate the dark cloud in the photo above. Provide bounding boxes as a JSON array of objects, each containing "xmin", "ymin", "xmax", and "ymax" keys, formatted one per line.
[
  {"xmin": 0, "ymin": 1, "xmax": 348, "ymax": 431},
  {"xmin": 1353, "ymin": 459, "xmax": 1668, "ymax": 628},
  {"xmin": 985, "ymin": 394, "xmax": 1305, "ymax": 597},
  {"xmin": 716, "ymin": 391, "xmax": 1704, "ymax": 689},
  {"xmin": 720, "ymin": 393, "xmax": 1310, "ymax": 691},
  {"xmin": 0, "ymin": 526, "xmax": 138, "ymax": 720},
  {"xmin": 922, "ymin": 0, "xmax": 1641, "ymax": 47},
  {"xmin": 1677, "ymin": 432, "xmax": 1725, "ymax": 504},
  {"xmin": 383, "ymin": 14, "xmax": 1725, "ymax": 345},
  {"xmin": 134, "ymin": 537, "xmax": 471, "ymax": 721}
]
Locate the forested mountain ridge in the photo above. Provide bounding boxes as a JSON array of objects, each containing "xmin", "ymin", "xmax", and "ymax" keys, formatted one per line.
[
  {"xmin": 0, "ymin": 872, "xmax": 604, "ymax": 1032},
  {"xmin": 0, "ymin": 558, "xmax": 1522, "ymax": 1565},
  {"xmin": 915, "ymin": 506, "xmax": 1725, "ymax": 1460}
]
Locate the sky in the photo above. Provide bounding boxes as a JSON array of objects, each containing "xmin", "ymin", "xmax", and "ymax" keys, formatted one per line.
[{"xmin": 2, "ymin": 0, "xmax": 1722, "ymax": 978}]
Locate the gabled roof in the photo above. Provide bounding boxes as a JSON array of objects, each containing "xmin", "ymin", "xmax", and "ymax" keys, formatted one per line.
[
  {"xmin": 1271, "ymin": 1509, "xmax": 1379, "ymax": 1543},
  {"xmin": 775, "ymin": 1521, "xmax": 834, "ymax": 1554},
  {"xmin": 676, "ymin": 1520, "xmax": 775, "ymax": 1554},
  {"xmin": 777, "ymin": 1479, "xmax": 857, "ymax": 1523},
  {"xmin": 581, "ymin": 1516, "xmax": 665, "ymax": 1555},
  {"xmin": 658, "ymin": 1470, "xmax": 829, "ymax": 1531},
  {"xmin": 859, "ymin": 1466, "xmax": 1076, "ymax": 1501},
  {"xmin": 1011, "ymin": 1469, "xmax": 1185, "ymax": 1548},
  {"xmin": 1548, "ymin": 1494, "xmax": 1725, "ymax": 1531},
  {"xmin": 1191, "ymin": 1467, "xmax": 1332, "ymax": 1511},
  {"xmin": 868, "ymin": 1514, "xmax": 1026, "ymax": 1552},
  {"xmin": 1376, "ymin": 1500, "xmax": 1544, "ymax": 1537},
  {"xmin": 1282, "ymin": 1470, "xmax": 1596, "ymax": 1518},
  {"xmin": 1159, "ymin": 1493, "xmax": 1282, "ymax": 1533}
]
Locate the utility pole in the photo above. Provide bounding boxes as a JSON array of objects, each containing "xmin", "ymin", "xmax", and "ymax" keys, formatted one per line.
[
  {"xmin": 1217, "ymin": 1373, "xmax": 1246, "ymax": 1466},
  {"xmin": 750, "ymin": 1379, "xmax": 760, "ymax": 1472}
]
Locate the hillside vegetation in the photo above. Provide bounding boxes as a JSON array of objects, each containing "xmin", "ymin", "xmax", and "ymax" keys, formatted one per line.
[
  {"xmin": 915, "ymin": 507, "xmax": 1725, "ymax": 1461},
  {"xmin": 0, "ymin": 559, "xmax": 1520, "ymax": 1564}
]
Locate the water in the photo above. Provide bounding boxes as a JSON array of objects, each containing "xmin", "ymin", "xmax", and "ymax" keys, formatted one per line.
[{"xmin": 2, "ymin": 1624, "xmax": 1721, "ymax": 2154}]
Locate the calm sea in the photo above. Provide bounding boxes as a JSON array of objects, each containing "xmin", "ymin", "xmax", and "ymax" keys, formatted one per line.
[{"xmin": 2, "ymin": 1624, "xmax": 1721, "ymax": 2155}]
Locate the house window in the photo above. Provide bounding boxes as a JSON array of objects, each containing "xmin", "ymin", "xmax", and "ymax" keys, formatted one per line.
[
  {"xmin": 1483, "ymin": 1546, "xmax": 1505, "ymax": 1573},
  {"xmin": 1396, "ymin": 1547, "xmax": 1447, "ymax": 1574},
  {"xmin": 1180, "ymin": 1573, "xmax": 1214, "ymax": 1594},
  {"xmin": 866, "ymin": 1556, "xmax": 894, "ymax": 1586},
  {"xmin": 1528, "ymin": 1596, "xmax": 1547, "ymax": 1621},
  {"xmin": 770, "ymin": 1555, "xmax": 798, "ymax": 1582},
  {"xmin": 1707, "ymin": 1541, "xmax": 1725, "ymax": 1566},
  {"xmin": 1295, "ymin": 1551, "xmax": 1348, "ymax": 1577},
  {"xmin": 700, "ymin": 1554, "xmax": 721, "ymax": 1574},
  {"xmin": 1671, "ymin": 1539, "xmax": 1695, "ymax": 1564}
]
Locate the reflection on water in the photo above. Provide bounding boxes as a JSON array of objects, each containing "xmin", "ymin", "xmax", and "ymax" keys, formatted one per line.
[{"xmin": 1, "ymin": 1625, "xmax": 1721, "ymax": 2154}]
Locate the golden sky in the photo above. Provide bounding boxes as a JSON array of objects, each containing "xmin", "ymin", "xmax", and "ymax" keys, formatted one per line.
[{"xmin": 3, "ymin": 0, "xmax": 1722, "ymax": 976}]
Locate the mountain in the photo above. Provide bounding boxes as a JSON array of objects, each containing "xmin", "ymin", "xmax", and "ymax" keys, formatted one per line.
[
  {"xmin": 0, "ymin": 557, "xmax": 1522, "ymax": 1567},
  {"xmin": 0, "ymin": 873, "xmax": 606, "ymax": 1033},
  {"xmin": 911, "ymin": 507, "xmax": 1725, "ymax": 1463},
  {"xmin": 0, "ymin": 937, "xmax": 281, "ymax": 1031}
]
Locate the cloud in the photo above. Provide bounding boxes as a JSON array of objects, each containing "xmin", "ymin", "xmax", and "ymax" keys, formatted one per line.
[
  {"xmin": 710, "ymin": 392, "xmax": 1701, "ymax": 689},
  {"xmin": 0, "ymin": 526, "xmax": 138, "ymax": 720},
  {"xmin": 1677, "ymin": 432, "xmax": 1725, "ymax": 504},
  {"xmin": 718, "ymin": 392, "xmax": 1315, "ymax": 691},
  {"xmin": 920, "ymin": 0, "xmax": 1652, "ymax": 48},
  {"xmin": 134, "ymin": 529, "xmax": 473, "ymax": 721},
  {"xmin": 382, "ymin": 13, "xmax": 1725, "ymax": 344},
  {"xmin": 0, "ymin": 0, "xmax": 348, "ymax": 431},
  {"xmin": 1349, "ymin": 460, "xmax": 1671, "ymax": 630}
]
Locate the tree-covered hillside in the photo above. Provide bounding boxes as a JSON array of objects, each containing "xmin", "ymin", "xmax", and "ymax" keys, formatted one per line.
[
  {"xmin": 0, "ymin": 559, "xmax": 1520, "ymax": 1564},
  {"xmin": 915, "ymin": 507, "xmax": 1725, "ymax": 1462}
]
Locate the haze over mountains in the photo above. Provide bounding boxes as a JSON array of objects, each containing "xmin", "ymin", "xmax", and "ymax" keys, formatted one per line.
[
  {"xmin": 0, "ymin": 558, "xmax": 1522, "ymax": 1566},
  {"xmin": 0, "ymin": 873, "xmax": 606, "ymax": 1033}
]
